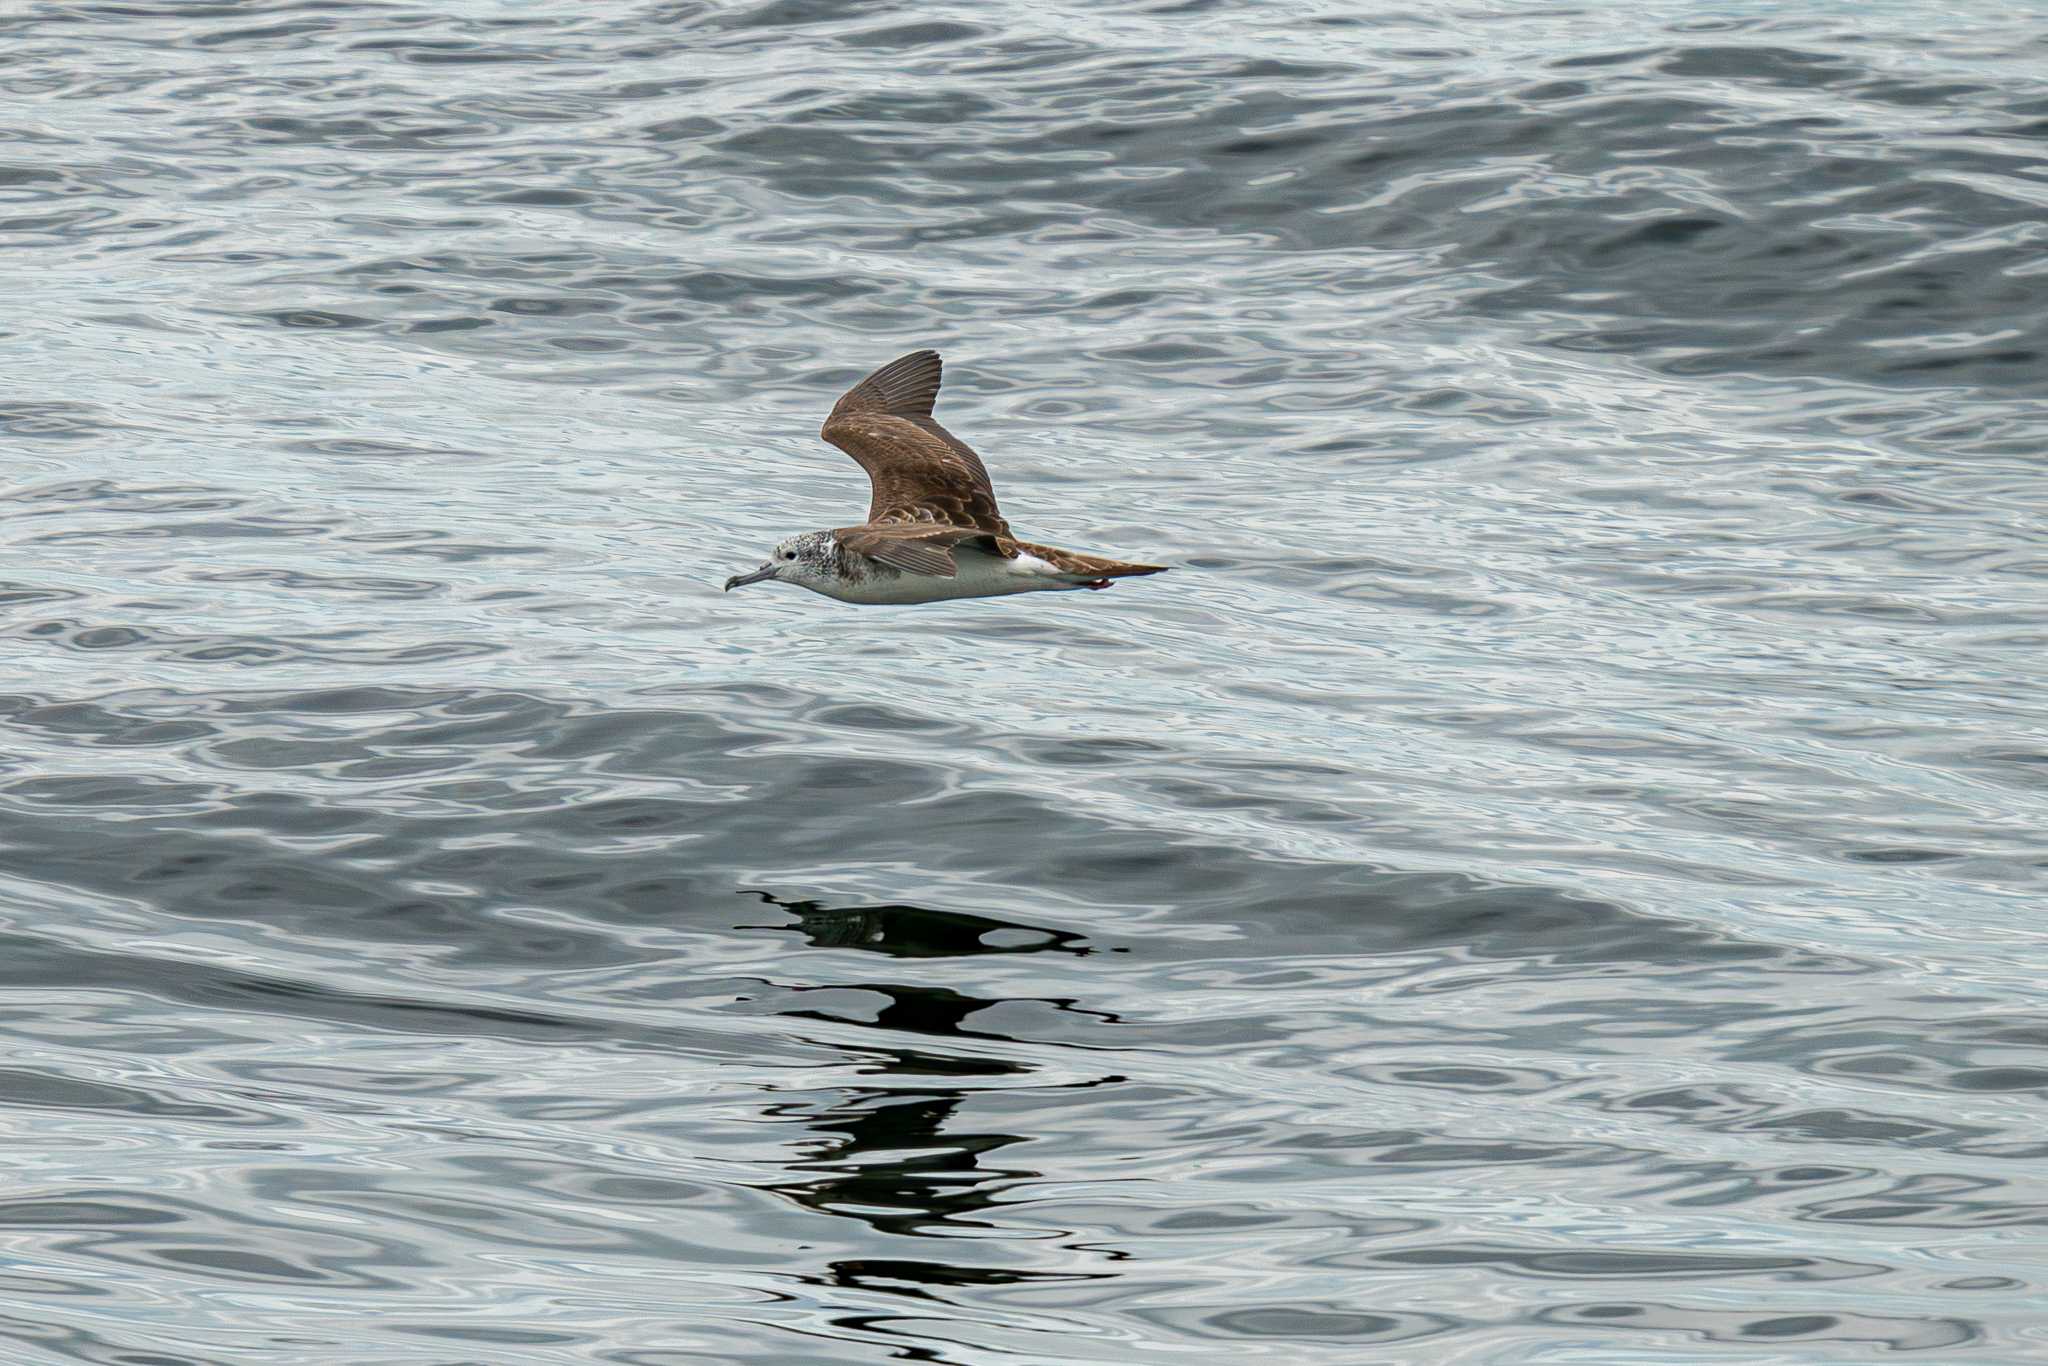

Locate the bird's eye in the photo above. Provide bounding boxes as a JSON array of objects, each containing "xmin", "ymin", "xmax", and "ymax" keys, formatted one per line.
[{"xmin": 782, "ymin": 550, "xmax": 796, "ymax": 560}]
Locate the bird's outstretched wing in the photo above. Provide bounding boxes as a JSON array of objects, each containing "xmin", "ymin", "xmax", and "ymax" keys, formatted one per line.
[{"xmin": 819, "ymin": 350, "xmax": 1013, "ymax": 538}]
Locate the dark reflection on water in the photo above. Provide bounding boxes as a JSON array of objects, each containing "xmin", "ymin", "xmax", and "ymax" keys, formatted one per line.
[
  {"xmin": 754, "ymin": 892, "xmax": 1095, "ymax": 960},
  {"xmin": 5, "ymin": 0, "xmax": 2048, "ymax": 1360}
]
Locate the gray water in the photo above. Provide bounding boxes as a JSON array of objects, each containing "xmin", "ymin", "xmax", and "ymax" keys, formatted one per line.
[{"xmin": 4, "ymin": 1, "xmax": 2047, "ymax": 1361}]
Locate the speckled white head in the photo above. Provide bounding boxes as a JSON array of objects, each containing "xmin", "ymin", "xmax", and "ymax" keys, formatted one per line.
[{"xmin": 723, "ymin": 530, "xmax": 842, "ymax": 596}]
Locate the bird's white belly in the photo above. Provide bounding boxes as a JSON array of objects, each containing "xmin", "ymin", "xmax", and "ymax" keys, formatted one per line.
[{"xmin": 827, "ymin": 547, "xmax": 1073, "ymax": 605}]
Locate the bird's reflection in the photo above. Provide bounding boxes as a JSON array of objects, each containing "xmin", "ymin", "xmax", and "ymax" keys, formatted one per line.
[
  {"xmin": 739, "ymin": 890, "xmax": 1121, "ymax": 1308},
  {"xmin": 747, "ymin": 891, "xmax": 1091, "ymax": 959},
  {"xmin": 772, "ymin": 1087, "xmax": 1025, "ymax": 1236}
]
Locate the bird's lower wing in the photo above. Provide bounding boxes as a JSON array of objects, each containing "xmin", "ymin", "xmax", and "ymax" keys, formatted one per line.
[{"xmin": 836, "ymin": 523, "xmax": 1011, "ymax": 578}]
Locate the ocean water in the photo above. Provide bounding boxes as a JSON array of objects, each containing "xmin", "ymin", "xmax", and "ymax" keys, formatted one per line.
[{"xmin": 3, "ymin": 0, "xmax": 2046, "ymax": 1361}]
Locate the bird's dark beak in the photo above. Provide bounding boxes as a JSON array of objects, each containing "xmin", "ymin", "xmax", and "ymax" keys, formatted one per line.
[{"xmin": 723, "ymin": 564, "xmax": 778, "ymax": 592}]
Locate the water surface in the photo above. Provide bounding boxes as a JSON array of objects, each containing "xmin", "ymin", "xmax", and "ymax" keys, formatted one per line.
[{"xmin": 4, "ymin": 0, "xmax": 2047, "ymax": 1361}]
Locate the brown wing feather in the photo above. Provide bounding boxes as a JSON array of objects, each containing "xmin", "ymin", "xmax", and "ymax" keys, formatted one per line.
[
  {"xmin": 826, "ymin": 349, "xmax": 944, "ymax": 424},
  {"xmin": 835, "ymin": 523, "xmax": 1009, "ymax": 578},
  {"xmin": 820, "ymin": 350, "xmax": 1011, "ymax": 537}
]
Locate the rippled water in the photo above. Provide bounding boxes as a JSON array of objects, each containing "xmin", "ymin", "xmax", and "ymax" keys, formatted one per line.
[{"xmin": 5, "ymin": 1, "xmax": 2047, "ymax": 1361}]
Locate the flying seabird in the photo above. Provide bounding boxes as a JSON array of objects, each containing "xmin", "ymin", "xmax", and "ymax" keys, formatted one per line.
[{"xmin": 723, "ymin": 350, "xmax": 1167, "ymax": 605}]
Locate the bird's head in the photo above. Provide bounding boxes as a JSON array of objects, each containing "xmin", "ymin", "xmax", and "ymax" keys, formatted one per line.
[{"xmin": 724, "ymin": 530, "xmax": 838, "ymax": 593}]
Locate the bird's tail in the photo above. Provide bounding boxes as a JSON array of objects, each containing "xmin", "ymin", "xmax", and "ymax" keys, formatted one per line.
[{"xmin": 1015, "ymin": 540, "xmax": 1169, "ymax": 582}]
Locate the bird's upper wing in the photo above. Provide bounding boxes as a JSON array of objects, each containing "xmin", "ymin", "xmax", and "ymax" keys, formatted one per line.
[{"xmin": 819, "ymin": 350, "xmax": 1013, "ymax": 538}]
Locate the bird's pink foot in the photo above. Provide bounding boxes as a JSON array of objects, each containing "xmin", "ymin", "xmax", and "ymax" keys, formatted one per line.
[{"xmin": 1083, "ymin": 578, "xmax": 1113, "ymax": 590}]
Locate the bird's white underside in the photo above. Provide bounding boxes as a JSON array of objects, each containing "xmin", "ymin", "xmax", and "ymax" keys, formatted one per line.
[{"xmin": 813, "ymin": 547, "xmax": 1080, "ymax": 604}]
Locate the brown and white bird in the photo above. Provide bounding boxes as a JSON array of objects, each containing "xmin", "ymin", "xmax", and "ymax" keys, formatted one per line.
[{"xmin": 723, "ymin": 350, "xmax": 1166, "ymax": 605}]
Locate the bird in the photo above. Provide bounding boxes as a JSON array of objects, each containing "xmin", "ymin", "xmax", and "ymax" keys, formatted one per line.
[{"xmin": 723, "ymin": 350, "xmax": 1166, "ymax": 605}]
